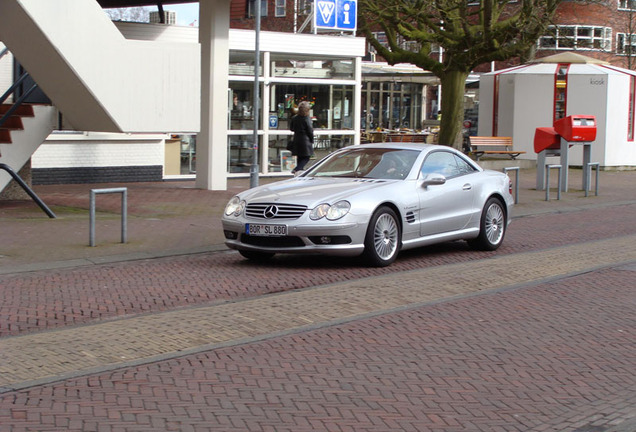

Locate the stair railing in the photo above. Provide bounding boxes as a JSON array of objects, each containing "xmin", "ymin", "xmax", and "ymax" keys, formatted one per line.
[
  {"xmin": 0, "ymin": 71, "xmax": 39, "ymax": 128},
  {"xmin": 0, "ymin": 47, "xmax": 55, "ymax": 218},
  {"xmin": 0, "ymin": 164, "xmax": 56, "ymax": 218}
]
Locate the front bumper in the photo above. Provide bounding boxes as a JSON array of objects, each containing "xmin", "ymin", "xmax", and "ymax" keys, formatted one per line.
[{"xmin": 222, "ymin": 219, "xmax": 367, "ymax": 257}]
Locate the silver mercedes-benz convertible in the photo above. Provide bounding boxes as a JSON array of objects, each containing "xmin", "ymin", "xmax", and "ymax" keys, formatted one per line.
[{"xmin": 222, "ymin": 143, "xmax": 514, "ymax": 267}]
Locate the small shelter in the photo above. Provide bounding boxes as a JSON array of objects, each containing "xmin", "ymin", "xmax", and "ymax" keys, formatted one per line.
[{"xmin": 478, "ymin": 52, "xmax": 636, "ymax": 168}]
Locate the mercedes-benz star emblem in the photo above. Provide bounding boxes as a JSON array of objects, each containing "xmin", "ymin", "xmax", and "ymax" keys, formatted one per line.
[{"xmin": 264, "ymin": 205, "xmax": 278, "ymax": 219}]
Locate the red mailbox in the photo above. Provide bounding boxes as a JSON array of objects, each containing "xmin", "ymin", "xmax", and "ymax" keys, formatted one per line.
[
  {"xmin": 553, "ymin": 115, "xmax": 597, "ymax": 142},
  {"xmin": 534, "ymin": 127, "xmax": 561, "ymax": 153},
  {"xmin": 535, "ymin": 115, "xmax": 596, "ymax": 193}
]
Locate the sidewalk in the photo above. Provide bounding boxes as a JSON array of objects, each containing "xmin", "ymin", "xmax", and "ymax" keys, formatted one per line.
[
  {"xmin": 1, "ymin": 167, "xmax": 635, "ymax": 273},
  {"xmin": 1, "ymin": 168, "xmax": 635, "ymax": 432}
]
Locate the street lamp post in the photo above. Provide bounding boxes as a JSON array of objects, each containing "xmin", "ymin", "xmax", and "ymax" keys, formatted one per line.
[{"xmin": 250, "ymin": 0, "xmax": 261, "ymax": 188}]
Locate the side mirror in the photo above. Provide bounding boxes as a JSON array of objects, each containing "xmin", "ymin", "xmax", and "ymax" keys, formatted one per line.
[{"xmin": 421, "ymin": 173, "xmax": 446, "ymax": 188}]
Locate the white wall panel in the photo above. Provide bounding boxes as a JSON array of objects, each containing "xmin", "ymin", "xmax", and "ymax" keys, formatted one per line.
[
  {"xmin": 0, "ymin": 43, "xmax": 13, "ymax": 102},
  {"xmin": 33, "ymin": 134, "xmax": 166, "ymax": 168}
]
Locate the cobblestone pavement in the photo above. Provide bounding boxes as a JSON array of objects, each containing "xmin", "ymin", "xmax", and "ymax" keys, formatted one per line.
[{"xmin": 0, "ymin": 168, "xmax": 635, "ymax": 431}]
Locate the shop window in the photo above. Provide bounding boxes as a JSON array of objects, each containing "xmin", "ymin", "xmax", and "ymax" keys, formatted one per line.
[
  {"xmin": 362, "ymin": 82, "xmax": 422, "ymax": 131},
  {"xmin": 228, "ymin": 79, "xmax": 356, "ymax": 175},
  {"xmin": 230, "ymin": 52, "xmax": 263, "ymax": 76},
  {"xmin": 228, "ymin": 135, "xmax": 259, "ymax": 173},
  {"xmin": 538, "ymin": 25, "xmax": 611, "ymax": 51},
  {"xmin": 230, "ymin": 83, "xmax": 259, "ymax": 130},
  {"xmin": 273, "ymin": 60, "xmax": 353, "ymax": 80}
]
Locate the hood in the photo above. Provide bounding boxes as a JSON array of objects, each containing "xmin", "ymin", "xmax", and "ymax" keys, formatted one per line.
[{"xmin": 238, "ymin": 177, "xmax": 396, "ymax": 207}]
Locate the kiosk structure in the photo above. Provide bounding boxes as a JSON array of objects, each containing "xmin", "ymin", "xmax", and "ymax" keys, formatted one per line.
[{"xmin": 478, "ymin": 52, "xmax": 636, "ymax": 172}]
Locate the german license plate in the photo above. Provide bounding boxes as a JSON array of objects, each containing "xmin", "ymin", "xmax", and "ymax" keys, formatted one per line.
[{"xmin": 245, "ymin": 223, "xmax": 287, "ymax": 236}]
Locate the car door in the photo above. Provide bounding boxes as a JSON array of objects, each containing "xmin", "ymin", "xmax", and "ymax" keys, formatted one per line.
[{"xmin": 417, "ymin": 150, "xmax": 477, "ymax": 237}]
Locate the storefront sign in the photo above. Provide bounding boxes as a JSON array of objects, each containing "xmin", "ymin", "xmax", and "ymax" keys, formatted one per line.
[{"xmin": 315, "ymin": 0, "xmax": 357, "ymax": 32}]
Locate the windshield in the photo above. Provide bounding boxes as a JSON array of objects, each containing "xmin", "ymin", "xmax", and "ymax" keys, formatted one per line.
[{"xmin": 307, "ymin": 148, "xmax": 420, "ymax": 180}]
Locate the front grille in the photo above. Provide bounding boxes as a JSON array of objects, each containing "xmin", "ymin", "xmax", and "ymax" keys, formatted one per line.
[
  {"xmin": 245, "ymin": 203, "xmax": 307, "ymax": 220},
  {"xmin": 241, "ymin": 234, "xmax": 305, "ymax": 247}
]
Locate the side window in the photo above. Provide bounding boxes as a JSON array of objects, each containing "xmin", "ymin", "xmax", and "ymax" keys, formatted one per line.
[
  {"xmin": 420, "ymin": 151, "xmax": 461, "ymax": 178},
  {"xmin": 453, "ymin": 154, "xmax": 477, "ymax": 175}
]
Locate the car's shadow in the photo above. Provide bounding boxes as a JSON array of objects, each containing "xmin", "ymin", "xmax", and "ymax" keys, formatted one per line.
[{"xmin": 230, "ymin": 240, "xmax": 484, "ymax": 271}]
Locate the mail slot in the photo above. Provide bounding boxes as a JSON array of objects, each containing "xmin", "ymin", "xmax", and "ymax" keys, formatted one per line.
[
  {"xmin": 553, "ymin": 115, "xmax": 597, "ymax": 142},
  {"xmin": 534, "ymin": 127, "xmax": 561, "ymax": 153}
]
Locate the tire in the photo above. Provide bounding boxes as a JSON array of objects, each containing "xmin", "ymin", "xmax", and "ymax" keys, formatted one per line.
[
  {"xmin": 238, "ymin": 250, "xmax": 275, "ymax": 261},
  {"xmin": 363, "ymin": 206, "xmax": 401, "ymax": 267},
  {"xmin": 468, "ymin": 197, "xmax": 506, "ymax": 251}
]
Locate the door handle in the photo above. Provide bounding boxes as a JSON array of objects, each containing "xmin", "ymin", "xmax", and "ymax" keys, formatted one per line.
[{"xmin": 463, "ymin": 184, "xmax": 472, "ymax": 190}]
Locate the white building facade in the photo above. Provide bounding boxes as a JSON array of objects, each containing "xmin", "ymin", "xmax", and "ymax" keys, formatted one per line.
[{"xmin": 0, "ymin": 0, "xmax": 365, "ymax": 192}]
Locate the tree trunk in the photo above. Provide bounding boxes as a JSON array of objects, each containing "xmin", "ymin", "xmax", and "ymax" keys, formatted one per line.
[{"xmin": 438, "ymin": 70, "xmax": 469, "ymax": 150}]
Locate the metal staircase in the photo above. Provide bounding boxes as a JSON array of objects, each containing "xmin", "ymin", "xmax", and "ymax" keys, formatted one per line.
[{"xmin": 0, "ymin": 47, "xmax": 57, "ymax": 215}]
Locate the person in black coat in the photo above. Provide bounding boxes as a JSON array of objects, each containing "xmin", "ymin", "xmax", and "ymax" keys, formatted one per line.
[{"xmin": 289, "ymin": 101, "xmax": 314, "ymax": 174}]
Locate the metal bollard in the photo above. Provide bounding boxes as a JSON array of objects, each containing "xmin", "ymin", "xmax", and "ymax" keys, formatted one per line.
[
  {"xmin": 503, "ymin": 166, "xmax": 520, "ymax": 204},
  {"xmin": 89, "ymin": 188, "xmax": 128, "ymax": 247},
  {"xmin": 585, "ymin": 162, "xmax": 600, "ymax": 197},
  {"xmin": 545, "ymin": 164, "xmax": 562, "ymax": 201}
]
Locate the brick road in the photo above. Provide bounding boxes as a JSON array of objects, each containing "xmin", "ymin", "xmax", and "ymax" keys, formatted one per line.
[{"xmin": 0, "ymin": 169, "xmax": 635, "ymax": 431}]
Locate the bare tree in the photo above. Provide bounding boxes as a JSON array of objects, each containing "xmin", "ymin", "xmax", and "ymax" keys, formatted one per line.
[
  {"xmin": 104, "ymin": 7, "xmax": 150, "ymax": 23},
  {"xmin": 359, "ymin": 0, "xmax": 561, "ymax": 149}
]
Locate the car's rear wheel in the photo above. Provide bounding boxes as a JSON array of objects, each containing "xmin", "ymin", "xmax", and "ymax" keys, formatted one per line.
[
  {"xmin": 363, "ymin": 206, "xmax": 401, "ymax": 267},
  {"xmin": 468, "ymin": 197, "xmax": 506, "ymax": 251},
  {"xmin": 239, "ymin": 250, "xmax": 275, "ymax": 261}
]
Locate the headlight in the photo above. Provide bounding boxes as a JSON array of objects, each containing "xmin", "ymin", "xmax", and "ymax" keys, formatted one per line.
[
  {"xmin": 310, "ymin": 204, "xmax": 330, "ymax": 220},
  {"xmin": 224, "ymin": 196, "xmax": 245, "ymax": 217},
  {"xmin": 309, "ymin": 200, "xmax": 351, "ymax": 221}
]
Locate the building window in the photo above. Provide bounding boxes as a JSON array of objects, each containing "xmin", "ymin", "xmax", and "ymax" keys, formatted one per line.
[
  {"xmin": 539, "ymin": 25, "xmax": 612, "ymax": 51},
  {"xmin": 299, "ymin": 0, "xmax": 312, "ymax": 15},
  {"xmin": 275, "ymin": 0, "xmax": 286, "ymax": 17},
  {"xmin": 619, "ymin": 0, "xmax": 636, "ymax": 10},
  {"xmin": 617, "ymin": 32, "xmax": 636, "ymax": 55},
  {"xmin": 368, "ymin": 31, "xmax": 388, "ymax": 55},
  {"xmin": 247, "ymin": 0, "xmax": 268, "ymax": 18}
]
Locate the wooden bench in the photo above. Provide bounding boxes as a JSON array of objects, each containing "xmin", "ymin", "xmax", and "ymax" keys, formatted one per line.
[
  {"xmin": 387, "ymin": 133, "xmax": 427, "ymax": 143},
  {"xmin": 468, "ymin": 136, "xmax": 526, "ymax": 160}
]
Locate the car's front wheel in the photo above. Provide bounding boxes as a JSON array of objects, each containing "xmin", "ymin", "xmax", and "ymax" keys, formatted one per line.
[
  {"xmin": 363, "ymin": 206, "xmax": 401, "ymax": 267},
  {"xmin": 468, "ymin": 197, "xmax": 506, "ymax": 251},
  {"xmin": 239, "ymin": 250, "xmax": 275, "ymax": 261}
]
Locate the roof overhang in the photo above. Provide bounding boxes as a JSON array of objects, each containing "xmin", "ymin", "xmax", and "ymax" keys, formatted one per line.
[{"xmin": 98, "ymin": 0, "xmax": 197, "ymax": 8}]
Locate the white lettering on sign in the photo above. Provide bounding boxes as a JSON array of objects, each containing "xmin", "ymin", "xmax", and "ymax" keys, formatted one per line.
[
  {"xmin": 343, "ymin": 3, "xmax": 351, "ymax": 24},
  {"xmin": 590, "ymin": 78, "xmax": 605, "ymax": 85},
  {"xmin": 318, "ymin": 1, "xmax": 335, "ymax": 24}
]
